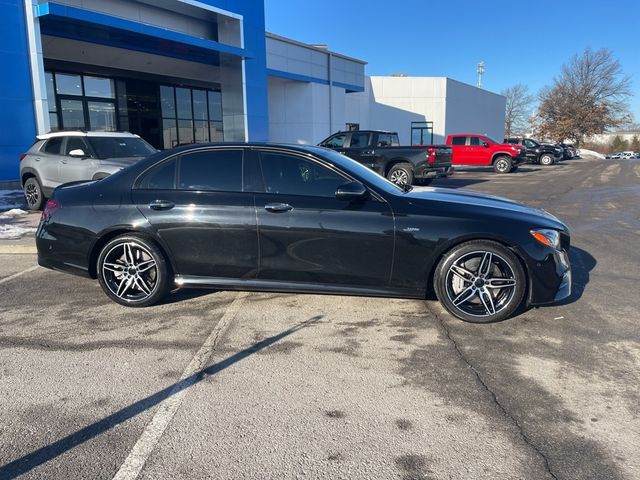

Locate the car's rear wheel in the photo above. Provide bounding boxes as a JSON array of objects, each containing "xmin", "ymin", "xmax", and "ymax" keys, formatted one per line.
[
  {"xmin": 23, "ymin": 177, "xmax": 44, "ymax": 210},
  {"xmin": 387, "ymin": 163, "xmax": 414, "ymax": 186},
  {"xmin": 434, "ymin": 240, "xmax": 526, "ymax": 323},
  {"xmin": 540, "ymin": 154, "xmax": 554, "ymax": 166},
  {"xmin": 493, "ymin": 156, "xmax": 513, "ymax": 173},
  {"xmin": 97, "ymin": 234, "xmax": 171, "ymax": 307}
]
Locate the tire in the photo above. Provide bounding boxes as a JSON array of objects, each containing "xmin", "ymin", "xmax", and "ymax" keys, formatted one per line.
[
  {"xmin": 23, "ymin": 176, "xmax": 44, "ymax": 211},
  {"xmin": 434, "ymin": 240, "xmax": 526, "ymax": 323},
  {"xmin": 540, "ymin": 154, "xmax": 554, "ymax": 166},
  {"xmin": 387, "ymin": 163, "xmax": 414, "ymax": 186},
  {"xmin": 97, "ymin": 234, "xmax": 171, "ymax": 307},
  {"xmin": 493, "ymin": 156, "xmax": 513, "ymax": 174}
]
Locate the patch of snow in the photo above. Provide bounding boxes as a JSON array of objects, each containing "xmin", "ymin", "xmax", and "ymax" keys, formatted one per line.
[
  {"xmin": 0, "ymin": 189, "xmax": 25, "ymax": 211},
  {"xmin": 579, "ymin": 149, "xmax": 606, "ymax": 159},
  {"xmin": 0, "ymin": 208, "xmax": 29, "ymax": 219},
  {"xmin": 0, "ymin": 224, "xmax": 37, "ymax": 240}
]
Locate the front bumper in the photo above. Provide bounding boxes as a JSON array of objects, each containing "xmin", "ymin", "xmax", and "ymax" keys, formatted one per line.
[{"xmin": 528, "ymin": 248, "xmax": 572, "ymax": 305}]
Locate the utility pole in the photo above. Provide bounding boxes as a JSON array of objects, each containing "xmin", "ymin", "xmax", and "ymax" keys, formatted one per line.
[{"xmin": 477, "ymin": 61, "xmax": 485, "ymax": 88}]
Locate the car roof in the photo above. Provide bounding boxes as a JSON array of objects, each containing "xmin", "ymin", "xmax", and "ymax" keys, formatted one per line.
[
  {"xmin": 333, "ymin": 130, "xmax": 398, "ymax": 135},
  {"xmin": 36, "ymin": 131, "xmax": 141, "ymax": 140}
]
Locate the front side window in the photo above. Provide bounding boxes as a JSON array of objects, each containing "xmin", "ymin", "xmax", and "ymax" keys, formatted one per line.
[
  {"xmin": 178, "ymin": 150, "xmax": 243, "ymax": 191},
  {"xmin": 324, "ymin": 134, "xmax": 346, "ymax": 148},
  {"xmin": 260, "ymin": 152, "xmax": 346, "ymax": 197},
  {"xmin": 64, "ymin": 137, "xmax": 88, "ymax": 156},
  {"xmin": 470, "ymin": 136, "xmax": 483, "ymax": 146},
  {"xmin": 524, "ymin": 139, "xmax": 539, "ymax": 148},
  {"xmin": 451, "ymin": 136, "xmax": 466, "ymax": 146}
]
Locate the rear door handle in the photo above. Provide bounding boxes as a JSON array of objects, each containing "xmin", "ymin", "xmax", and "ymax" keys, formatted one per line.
[
  {"xmin": 149, "ymin": 200, "xmax": 175, "ymax": 210},
  {"xmin": 361, "ymin": 150, "xmax": 375, "ymax": 156},
  {"xmin": 264, "ymin": 203, "xmax": 293, "ymax": 213}
]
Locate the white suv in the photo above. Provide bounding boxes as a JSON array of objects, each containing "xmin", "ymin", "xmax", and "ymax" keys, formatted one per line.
[{"xmin": 20, "ymin": 131, "xmax": 157, "ymax": 210}]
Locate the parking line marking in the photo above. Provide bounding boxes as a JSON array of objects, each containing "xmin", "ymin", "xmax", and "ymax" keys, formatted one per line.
[
  {"xmin": 112, "ymin": 292, "xmax": 249, "ymax": 480},
  {"xmin": 0, "ymin": 265, "xmax": 39, "ymax": 285},
  {"xmin": 0, "ymin": 245, "xmax": 37, "ymax": 254}
]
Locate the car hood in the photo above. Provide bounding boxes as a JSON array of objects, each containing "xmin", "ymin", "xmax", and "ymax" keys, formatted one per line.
[
  {"xmin": 99, "ymin": 156, "xmax": 146, "ymax": 169},
  {"xmin": 406, "ymin": 186, "xmax": 567, "ymax": 229}
]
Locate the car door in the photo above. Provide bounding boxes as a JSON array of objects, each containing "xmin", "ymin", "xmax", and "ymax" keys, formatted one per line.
[
  {"xmin": 343, "ymin": 131, "xmax": 374, "ymax": 166},
  {"xmin": 132, "ymin": 147, "xmax": 259, "ymax": 278},
  {"xmin": 449, "ymin": 136, "xmax": 467, "ymax": 165},
  {"xmin": 252, "ymin": 148, "xmax": 395, "ymax": 287},
  {"xmin": 60, "ymin": 136, "xmax": 94, "ymax": 183},
  {"xmin": 39, "ymin": 137, "xmax": 65, "ymax": 187},
  {"xmin": 467, "ymin": 136, "xmax": 486, "ymax": 165}
]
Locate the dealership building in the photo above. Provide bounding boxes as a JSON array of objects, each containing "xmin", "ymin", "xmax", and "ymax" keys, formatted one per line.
[{"xmin": 1, "ymin": 0, "xmax": 506, "ymax": 182}]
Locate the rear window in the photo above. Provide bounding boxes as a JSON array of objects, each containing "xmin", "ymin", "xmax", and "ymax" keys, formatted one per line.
[
  {"xmin": 451, "ymin": 136, "xmax": 466, "ymax": 146},
  {"xmin": 43, "ymin": 137, "xmax": 63, "ymax": 155},
  {"xmin": 87, "ymin": 136, "xmax": 156, "ymax": 159}
]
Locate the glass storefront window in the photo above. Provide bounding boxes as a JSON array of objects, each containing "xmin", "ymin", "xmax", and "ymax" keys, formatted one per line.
[
  {"xmin": 56, "ymin": 73, "xmax": 83, "ymax": 96},
  {"xmin": 192, "ymin": 90, "xmax": 207, "ymax": 122},
  {"xmin": 178, "ymin": 119, "xmax": 194, "ymax": 145},
  {"xmin": 83, "ymin": 76, "xmax": 114, "ymax": 98},
  {"xmin": 208, "ymin": 91, "xmax": 223, "ymax": 122},
  {"xmin": 160, "ymin": 86, "xmax": 175, "ymax": 118},
  {"xmin": 176, "ymin": 88, "xmax": 192, "ymax": 119},
  {"xmin": 45, "ymin": 73, "xmax": 56, "ymax": 111},
  {"xmin": 194, "ymin": 120, "xmax": 209, "ymax": 143},
  {"xmin": 60, "ymin": 99, "xmax": 86, "ymax": 129},
  {"xmin": 49, "ymin": 113, "xmax": 59, "ymax": 131},
  {"xmin": 163, "ymin": 118, "xmax": 178, "ymax": 149},
  {"xmin": 88, "ymin": 101, "xmax": 116, "ymax": 131}
]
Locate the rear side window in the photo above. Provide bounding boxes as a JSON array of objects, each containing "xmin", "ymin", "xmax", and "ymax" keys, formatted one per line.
[
  {"xmin": 43, "ymin": 137, "xmax": 63, "ymax": 155},
  {"xmin": 349, "ymin": 132, "xmax": 370, "ymax": 148},
  {"xmin": 178, "ymin": 149, "xmax": 243, "ymax": 192},
  {"xmin": 451, "ymin": 136, "xmax": 466, "ymax": 146},
  {"xmin": 377, "ymin": 134, "xmax": 399, "ymax": 147},
  {"xmin": 139, "ymin": 159, "xmax": 177, "ymax": 190}
]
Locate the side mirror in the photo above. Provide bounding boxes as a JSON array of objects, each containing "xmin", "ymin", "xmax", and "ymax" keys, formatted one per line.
[
  {"xmin": 69, "ymin": 149, "xmax": 87, "ymax": 158},
  {"xmin": 335, "ymin": 181, "xmax": 368, "ymax": 201},
  {"xmin": 482, "ymin": 142, "xmax": 490, "ymax": 148}
]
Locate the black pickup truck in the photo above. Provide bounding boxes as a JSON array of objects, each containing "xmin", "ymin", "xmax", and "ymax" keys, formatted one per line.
[
  {"xmin": 318, "ymin": 130, "xmax": 453, "ymax": 186},
  {"xmin": 504, "ymin": 137, "xmax": 563, "ymax": 166}
]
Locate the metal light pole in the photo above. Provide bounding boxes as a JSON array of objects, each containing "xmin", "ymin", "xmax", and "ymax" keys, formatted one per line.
[{"xmin": 477, "ymin": 61, "xmax": 485, "ymax": 88}]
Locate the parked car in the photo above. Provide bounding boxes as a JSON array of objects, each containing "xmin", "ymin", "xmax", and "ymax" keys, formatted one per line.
[
  {"xmin": 318, "ymin": 130, "xmax": 453, "ymax": 186},
  {"xmin": 605, "ymin": 152, "xmax": 623, "ymax": 159},
  {"xmin": 620, "ymin": 151, "xmax": 638, "ymax": 159},
  {"xmin": 559, "ymin": 143, "xmax": 577, "ymax": 159},
  {"xmin": 36, "ymin": 143, "xmax": 572, "ymax": 323},
  {"xmin": 20, "ymin": 131, "xmax": 157, "ymax": 210},
  {"xmin": 504, "ymin": 137, "xmax": 563, "ymax": 165},
  {"xmin": 446, "ymin": 134, "xmax": 527, "ymax": 173}
]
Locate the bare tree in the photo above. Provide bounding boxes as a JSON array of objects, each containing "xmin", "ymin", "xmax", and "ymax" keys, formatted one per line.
[
  {"xmin": 502, "ymin": 84, "xmax": 534, "ymax": 138},
  {"xmin": 536, "ymin": 48, "xmax": 633, "ymax": 146}
]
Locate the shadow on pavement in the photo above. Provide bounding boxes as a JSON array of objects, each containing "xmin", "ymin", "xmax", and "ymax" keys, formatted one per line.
[{"xmin": 0, "ymin": 315, "xmax": 322, "ymax": 478}]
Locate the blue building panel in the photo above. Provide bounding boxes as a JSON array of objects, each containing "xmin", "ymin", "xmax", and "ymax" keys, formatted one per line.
[{"xmin": 0, "ymin": 0, "xmax": 37, "ymax": 182}]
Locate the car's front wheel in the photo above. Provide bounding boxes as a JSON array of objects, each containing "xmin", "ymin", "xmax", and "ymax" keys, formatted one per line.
[
  {"xmin": 434, "ymin": 240, "xmax": 526, "ymax": 323},
  {"xmin": 540, "ymin": 154, "xmax": 554, "ymax": 166},
  {"xmin": 97, "ymin": 234, "xmax": 171, "ymax": 307},
  {"xmin": 23, "ymin": 177, "xmax": 44, "ymax": 210},
  {"xmin": 493, "ymin": 156, "xmax": 513, "ymax": 173}
]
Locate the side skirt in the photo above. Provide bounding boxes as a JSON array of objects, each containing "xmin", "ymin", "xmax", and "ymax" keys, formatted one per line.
[{"xmin": 174, "ymin": 275, "xmax": 424, "ymax": 300}]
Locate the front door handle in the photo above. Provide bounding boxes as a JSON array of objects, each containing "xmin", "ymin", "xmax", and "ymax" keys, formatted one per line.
[
  {"xmin": 149, "ymin": 200, "xmax": 175, "ymax": 210},
  {"xmin": 264, "ymin": 203, "xmax": 293, "ymax": 213},
  {"xmin": 361, "ymin": 150, "xmax": 375, "ymax": 156}
]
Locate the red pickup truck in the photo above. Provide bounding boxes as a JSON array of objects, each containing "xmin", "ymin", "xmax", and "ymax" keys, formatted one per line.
[{"xmin": 446, "ymin": 134, "xmax": 526, "ymax": 173}]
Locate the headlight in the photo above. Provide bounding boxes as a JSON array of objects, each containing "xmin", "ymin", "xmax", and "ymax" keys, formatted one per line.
[{"xmin": 530, "ymin": 229, "xmax": 560, "ymax": 249}]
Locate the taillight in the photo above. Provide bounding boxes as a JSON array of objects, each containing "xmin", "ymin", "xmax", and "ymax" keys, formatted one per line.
[
  {"xmin": 427, "ymin": 148, "xmax": 436, "ymax": 164},
  {"xmin": 41, "ymin": 200, "xmax": 61, "ymax": 221},
  {"xmin": 19, "ymin": 153, "xmax": 26, "ymax": 162}
]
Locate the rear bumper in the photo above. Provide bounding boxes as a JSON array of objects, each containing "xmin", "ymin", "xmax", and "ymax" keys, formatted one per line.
[{"xmin": 415, "ymin": 165, "xmax": 454, "ymax": 179}]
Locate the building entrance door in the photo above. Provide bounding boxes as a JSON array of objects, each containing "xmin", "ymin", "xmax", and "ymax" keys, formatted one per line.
[{"xmin": 122, "ymin": 79, "xmax": 162, "ymax": 149}]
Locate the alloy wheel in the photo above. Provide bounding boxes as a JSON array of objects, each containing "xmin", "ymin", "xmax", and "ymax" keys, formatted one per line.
[
  {"xmin": 25, "ymin": 182, "xmax": 39, "ymax": 208},
  {"xmin": 496, "ymin": 159, "xmax": 509, "ymax": 172},
  {"xmin": 444, "ymin": 250, "xmax": 517, "ymax": 318},
  {"xmin": 390, "ymin": 169, "xmax": 409, "ymax": 185},
  {"xmin": 101, "ymin": 242, "xmax": 158, "ymax": 302}
]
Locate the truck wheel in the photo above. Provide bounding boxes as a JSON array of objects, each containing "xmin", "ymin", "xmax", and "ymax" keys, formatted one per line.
[
  {"xmin": 493, "ymin": 156, "xmax": 513, "ymax": 174},
  {"xmin": 540, "ymin": 154, "xmax": 554, "ymax": 166},
  {"xmin": 387, "ymin": 163, "xmax": 414, "ymax": 186}
]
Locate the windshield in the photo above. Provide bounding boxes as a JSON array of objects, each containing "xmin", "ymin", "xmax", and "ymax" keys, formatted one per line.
[
  {"xmin": 308, "ymin": 146, "xmax": 406, "ymax": 194},
  {"xmin": 87, "ymin": 136, "xmax": 157, "ymax": 159}
]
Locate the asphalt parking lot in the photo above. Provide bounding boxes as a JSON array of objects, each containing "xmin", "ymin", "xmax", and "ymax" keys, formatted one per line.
[{"xmin": 1, "ymin": 156, "xmax": 639, "ymax": 479}]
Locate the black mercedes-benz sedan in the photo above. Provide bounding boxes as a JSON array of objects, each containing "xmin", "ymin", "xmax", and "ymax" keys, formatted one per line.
[{"xmin": 36, "ymin": 143, "xmax": 571, "ymax": 323}]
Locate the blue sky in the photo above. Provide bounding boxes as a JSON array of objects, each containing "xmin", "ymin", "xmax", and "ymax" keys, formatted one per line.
[{"xmin": 264, "ymin": 0, "xmax": 640, "ymax": 122}]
